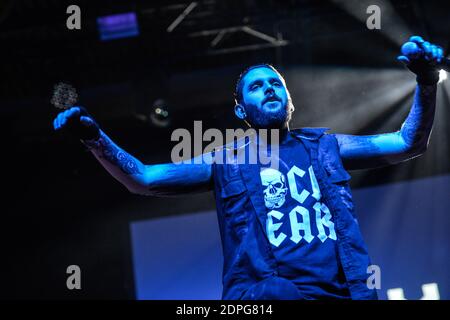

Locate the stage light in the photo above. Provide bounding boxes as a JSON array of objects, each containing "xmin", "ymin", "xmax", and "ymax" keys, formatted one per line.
[
  {"xmin": 330, "ymin": 0, "xmax": 411, "ymax": 47},
  {"xmin": 439, "ymin": 69, "xmax": 447, "ymax": 83},
  {"xmin": 97, "ymin": 12, "xmax": 139, "ymax": 41},
  {"xmin": 285, "ymin": 66, "xmax": 415, "ymax": 133},
  {"xmin": 149, "ymin": 99, "xmax": 171, "ymax": 128}
]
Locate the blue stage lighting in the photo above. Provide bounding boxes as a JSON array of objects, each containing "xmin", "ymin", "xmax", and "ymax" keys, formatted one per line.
[{"xmin": 97, "ymin": 12, "xmax": 139, "ymax": 41}]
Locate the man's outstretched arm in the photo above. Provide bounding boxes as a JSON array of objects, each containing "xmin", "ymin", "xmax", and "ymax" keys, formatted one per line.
[
  {"xmin": 334, "ymin": 36, "xmax": 442, "ymax": 171},
  {"xmin": 54, "ymin": 107, "xmax": 212, "ymax": 196}
]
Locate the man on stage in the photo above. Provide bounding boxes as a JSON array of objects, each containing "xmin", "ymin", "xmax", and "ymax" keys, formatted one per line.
[{"xmin": 53, "ymin": 36, "xmax": 443, "ymax": 299}]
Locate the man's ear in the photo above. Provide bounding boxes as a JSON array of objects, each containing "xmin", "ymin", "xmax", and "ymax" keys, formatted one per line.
[{"xmin": 234, "ymin": 104, "xmax": 247, "ymax": 120}]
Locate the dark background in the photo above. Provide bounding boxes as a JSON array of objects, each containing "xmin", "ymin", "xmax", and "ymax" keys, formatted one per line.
[{"xmin": 1, "ymin": 0, "xmax": 449, "ymax": 299}]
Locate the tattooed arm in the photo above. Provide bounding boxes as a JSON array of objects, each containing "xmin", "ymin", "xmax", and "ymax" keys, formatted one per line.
[
  {"xmin": 82, "ymin": 130, "xmax": 213, "ymax": 196},
  {"xmin": 53, "ymin": 107, "xmax": 212, "ymax": 195},
  {"xmin": 334, "ymin": 84, "xmax": 437, "ymax": 170}
]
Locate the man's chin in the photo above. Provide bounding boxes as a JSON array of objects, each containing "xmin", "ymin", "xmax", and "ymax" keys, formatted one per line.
[{"xmin": 245, "ymin": 103, "xmax": 289, "ymax": 129}]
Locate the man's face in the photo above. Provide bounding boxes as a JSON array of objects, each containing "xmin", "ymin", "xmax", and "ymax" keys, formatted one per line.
[{"xmin": 240, "ymin": 67, "xmax": 292, "ymax": 129}]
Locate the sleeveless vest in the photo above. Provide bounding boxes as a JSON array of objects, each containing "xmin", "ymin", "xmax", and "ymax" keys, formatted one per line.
[{"xmin": 212, "ymin": 128, "xmax": 378, "ymax": 300}]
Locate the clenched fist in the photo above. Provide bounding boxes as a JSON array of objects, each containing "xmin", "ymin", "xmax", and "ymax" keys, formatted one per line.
[
  {"xmin": 398, "ymin": 35, "xmax": 444, "ymax": 85},
  {"xmin": 53, "ymin": 106, "xmax": 100, "ymax": 141}
]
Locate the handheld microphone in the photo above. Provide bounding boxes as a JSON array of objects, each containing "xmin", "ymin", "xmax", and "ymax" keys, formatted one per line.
[
  {"xmin": 51, "ymin": 82, "xmax": 78, "ymax": 110},
  {"xmin": 401, "ymin": 42, "xmax": 450, "ymax": 72}
]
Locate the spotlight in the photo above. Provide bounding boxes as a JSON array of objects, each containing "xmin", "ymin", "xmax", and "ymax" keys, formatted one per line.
[
  {"xmin": 149, "ymin": 99, "xmax": 171, "ymax": 127},
  {"xmin": 439, "ymin": 69, "xmax": 447, "ymax": 83}
]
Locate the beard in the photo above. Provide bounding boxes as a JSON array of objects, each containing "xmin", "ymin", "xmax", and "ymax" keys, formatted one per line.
[{"xmin": 244, "ymin": 99, "xmax": 293, "ymax": 129}]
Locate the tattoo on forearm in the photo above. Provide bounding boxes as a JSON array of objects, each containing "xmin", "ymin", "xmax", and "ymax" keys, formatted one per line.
[
  {"xmin": 83, "ymin": 132, "xmax": 142, "ymax": 175},
  {"xmin": 401, "ymin": 85, "xmax": 436, "ymax": 147}
]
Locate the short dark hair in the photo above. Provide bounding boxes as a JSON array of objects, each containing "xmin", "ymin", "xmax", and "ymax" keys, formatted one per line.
[{"xmin": 234, "ymin": 64, "xmax": 283, "ymax": 105}]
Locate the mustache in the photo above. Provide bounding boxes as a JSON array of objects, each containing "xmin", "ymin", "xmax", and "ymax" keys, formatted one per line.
[{"xmin": 262, "ymin": 93, "xmax": 281, "ymax": 105}]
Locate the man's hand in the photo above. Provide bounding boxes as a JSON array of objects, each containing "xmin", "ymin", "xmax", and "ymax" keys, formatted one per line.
[
  {"xmin": 53, "ymin": 106, "xmax": 100, "ymax": 141},
  {"xmin": 397, "ymin": 35, "xmax": 444, "ymax": 85}
]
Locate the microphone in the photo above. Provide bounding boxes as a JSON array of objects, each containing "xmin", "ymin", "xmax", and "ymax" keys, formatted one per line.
[
  {"xmin": 400, "ymin": 42, "xmax": 450, "ymax": 72},
  {"xmin": 51, "ymin": 82, "xmax": 79, "ymax": 110}
]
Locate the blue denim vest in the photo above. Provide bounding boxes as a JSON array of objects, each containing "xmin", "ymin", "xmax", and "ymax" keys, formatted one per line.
[{"xmin": 212, "ymin": 127, "xmax": 378, "ymax": 300}]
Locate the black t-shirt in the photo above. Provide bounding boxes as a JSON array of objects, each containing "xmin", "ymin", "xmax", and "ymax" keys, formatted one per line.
[{"xmin": 259, "ymin": 134, "xmax": 350, "ymax": 299}]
